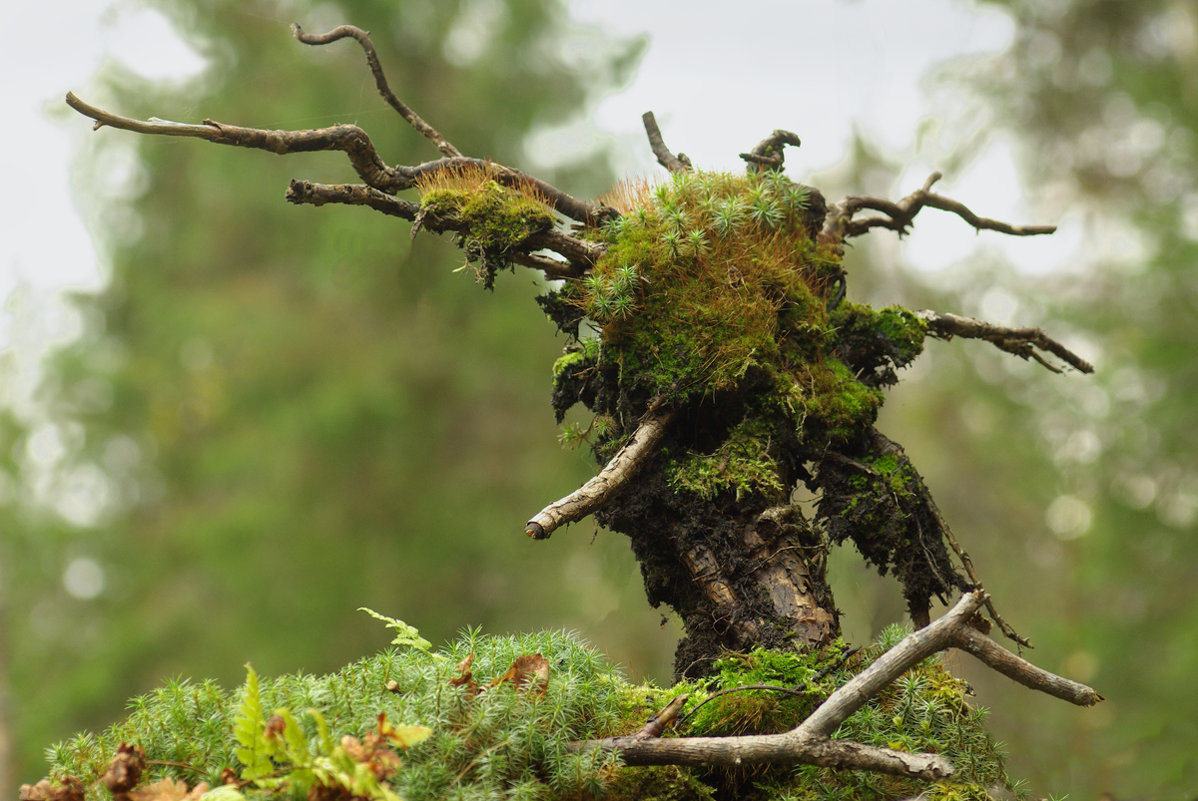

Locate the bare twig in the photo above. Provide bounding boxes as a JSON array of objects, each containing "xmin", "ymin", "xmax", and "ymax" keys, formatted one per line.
[
  {"xmin": 525, "ymin": 400, "xmax": 676, "ymax": 539},
  {"xmin": 739, "ymin": 129, "xmax": 801, "ymax": 172},
  {"xmin": 632, "ymin": 695, "xmax": 690, "ymax": 739},
  {"xmin": 286, "ymin": 179, "xmax": 418, "ymax": 217},
  {"xmin": 918, "ymin": 310, "xmax": 1094, "ymax": 374},
  {"xmin": 292, "ymin": 23, "xmax": 462, "ymax": 158},
  {"xmin": 642, "ymin": 111, "xmax": 692, "ymax": 173},
  {"xmin": 582, "ymin": 725, "xmax": 955, "ymax": 777},
  {"xmin": 822, "ymin": 171, "xmax": 1056, "ymax": 246},
  {"xmin": 66, "ymin": 94, "xmax": 613, "ymax": 224},
  {"xmin": 580, "ymin": 592, "xmax": 1100, "ymax": 777},
  {"xmin": 797, "ymin": 594, "xmax": 1002, "ymax": 737},
  {"xmin": 948, "ymin": 628, "xmax": 1102, "ymax": 706},
  {"xmin": 66, "ymin": 92, "xmax": 398, "ymax": 188},
  {"xmin": 523, "ymin": 228, "xmax": 606, "ymax": 267},
  {"xmin": 511, "ymin": 252, "xmax": 585, "ymax": 281}
]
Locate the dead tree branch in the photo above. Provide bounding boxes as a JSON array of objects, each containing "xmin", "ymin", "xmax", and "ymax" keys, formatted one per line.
[
  {"xmin": 739, "ymin": 129, "xmax": 802, "ymax": 172},
  {"xmin": 510, "ymin": 252, "xmax": 584, "ymax": 281},
  {"xmin": 631, "ymin": 695, "xmax": 690, "ymax": 739},
  {"xmin": 580, "ymin": 592, "xmax": 1099, "ymax": 776},
  {"xmin": 67, "ymin": 92, "xmax": 612, "ymax": 224},
  {"xmin": 641, "ymin": 111, "xmax": 692, "ymax": 173},
  {"xmin": 286, "ymin": 180, "xmax": 419, "ymax": 217},
  {"xmin": 65, "ymin": 91, "xmax": 401, "ymax": 187},
  {"xmin": 291, "ymin": 23, "xmax": 462, "ymax": 158},
  {"xmin": 948, "ymin": 628, "xmax": 1102, "ymax": 706},
  {"xmin": 525, "ymin": 400, "xmax": 676, "ymax": 539},
  {"xmin": 822, "ymin": 171, "xmax": 1057, "ymax": 246},
  {"xmin": 919, "ymin": 310, "xmax": 1094, "ymax": 374},
  {"xmin": 285, "ymin": 180, "xmax": 601, "ymax": 275}
]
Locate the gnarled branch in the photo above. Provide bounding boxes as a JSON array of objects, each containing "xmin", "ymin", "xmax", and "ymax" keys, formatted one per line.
[
  {"xmin": 291, "ymin": 23, "xmax": 462, "ymax": 158},
  {"xmin": 65, "ymin": 92, "xmax": 398, "ymax": 188},
  {"xmin": 525, "ymin": 400, "xmax": 676, "ymax": 539},
  {"xmin": 286, "ymin": 179, "xmax": 418, "ymax": 217},
  {"xmin": 641, "ymin": 111, "xmax": 692, "ymax": 174},
  {"xmin": 286, "ymin": 180, "xmax": 600, "ymax": 276},
  {"xmin": 822, "ymin": 171, "xmax": 1056, "ymax": 247},
  {"xmin": 919, "ymin": 310, "xmax": 1094, "ymax": 374},
  {"xmin": 949, "ymin": 627, "xmax": 1102, "ymax": 706},
  {"xmin": 580, "ymin": 592, "xmax": 1099, "ymax": 776},
  {"xmin": 739, "ymin": 129, "xmax": 801, "ymax": 172},
  {"xmin": 67, "ymin": 91, "xmax": 613, "ymax": 225}
]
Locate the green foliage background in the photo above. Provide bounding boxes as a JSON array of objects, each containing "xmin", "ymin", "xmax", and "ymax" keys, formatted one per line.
[
  {"xmin": 833, "ymin": 2, "xmax": 1198, "ymax": 795},
  {"xmin": 3, "ymin": 0, "xmax": 661, "ymax": 788},
  {"xmin": 4, "ymin": 1, "xmax": 1197, "ymax": 799}
]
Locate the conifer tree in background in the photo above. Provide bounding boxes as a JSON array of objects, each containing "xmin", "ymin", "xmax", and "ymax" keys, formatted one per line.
[
  {"xmin": 39, "ymin": 6, "xmax": 1110, "ymax": 795},
  {"xmin": 3, "ymin": 0, "xmax": 645, "ymax": 785},
  {"xmin": 8, "ymin": 1, "xmax": 1193, "ymax": 798},
  {"xmin": 872, "ymin": 2, "xmax": 1198, "ymax": 794}
]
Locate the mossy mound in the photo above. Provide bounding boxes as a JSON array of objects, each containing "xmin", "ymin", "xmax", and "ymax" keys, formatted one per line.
[
  {"xmin": 33, "ymin": 625, "xmax": 1019, "ymax": 801},
  {"xmin": 540, "ymin": 169, "xmax": 958, "ymax": 657},
  {"xmin": 545, "ymin": 169, "xmax": 928, "ymax": 504},
  {"xmin": 677, "ymin": 629, "xmax": 1014, "ymax": 801},
  {"xmin": 416, "ymin": 168, "xmax": 556, "ymax": 288}
]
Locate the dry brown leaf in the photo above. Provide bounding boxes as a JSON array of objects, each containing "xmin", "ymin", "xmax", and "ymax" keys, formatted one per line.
[
  {"xmin": 448, "ymin": 653, "xmax": 478, "ymax": 695},
  {"xmin": 340, "ymin": 735, "xmax": 367, "ymax": 763},
  {"xmin": 264, "ymin": 714, "xmax": 287, "ymax": 740},
  {"xmin": 491, "ymin": 653, "xmax": 550, "ymax": 695},
  {"xmin": 342, "ymin": 714, "xmax": 421, "ymax": 781},
  {"xmin": 18, "ymin": 778, "xmax": 84, "ymax": 801},
  {"xmin": 127, "ymin": 779, "xmax": 209, "ymax": 801}
]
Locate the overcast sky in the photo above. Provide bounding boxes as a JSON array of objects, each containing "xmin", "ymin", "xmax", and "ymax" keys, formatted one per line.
[{"xmin": 1, "ymin": 0, "xmax": 1080, "ymax": 415}]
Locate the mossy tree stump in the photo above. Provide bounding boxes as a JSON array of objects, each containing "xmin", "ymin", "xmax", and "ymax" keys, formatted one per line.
[
  {"xmin": 55, "ymin": 21, "xmax": 1106, "ymax": 797},
  {"xmin": 66, "ymin": 24, "xmax": 1094, "ymax": 679}
]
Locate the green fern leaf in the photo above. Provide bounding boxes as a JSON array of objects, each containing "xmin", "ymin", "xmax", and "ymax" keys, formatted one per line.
[
  {"xmin": 232, "ymin": 664, "xmax": 275, "ymax": 780},
  {"xmin": 357, "ymin": 607, "xmax": 434, "ymax": 654}
]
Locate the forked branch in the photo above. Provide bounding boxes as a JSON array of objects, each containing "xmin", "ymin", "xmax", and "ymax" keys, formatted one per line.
[
  {"xmin": 66, "ymin": 91, "xmax": 610, "ymax": 226},
  {"xmin": 919, "ymin": 310, "xmax": 1094, "ymax": 374},
  {"xmin": 822, "ymin": 171, "xmax": 1056, "ymax": 247},
  {"xmin": 580, "ymin": 592, "xmax": 1099, "ymax": 777},
  {"xmin": 285, "ymin": 180, "xmax": 600, "ymax": 276}
]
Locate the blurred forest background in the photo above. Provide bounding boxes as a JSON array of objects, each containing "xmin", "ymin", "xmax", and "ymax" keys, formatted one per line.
[{"xmin": 3, "ymin": 0, "xmax": 1196, "ymax": 798}]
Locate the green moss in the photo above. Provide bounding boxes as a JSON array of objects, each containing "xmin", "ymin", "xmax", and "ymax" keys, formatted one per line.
[
  {"xmin": 42, "ymin": 629, "xmax": 627, "ymax": 801},
  {"xmin": 789, "ymin": 357, "xmax": 884, "ymax": 444},
  {"xmin": 552, "ymin": 350, "xmax": 586, "ymax": 380},
  {"xmin": 827, "ymin": 303, "xmax": 928, "ymax": 386},
  {"xmin": 606, "ymin": 765, "xmax": 718, "ymax": 801},
  {"xmin": 35, "ymin": 624, "xmax": 1022, "ymax": 801},
  {"xmin": 679, "ymin": 628, "xmax": 1017, "ymax": 801},
  {"xmin": 535, "ymin": 170, "xmax": 941, "ymax": 511},
  {"xmin": 420, "ymin": 181, "xmax": 554, "ymax": 252},
  {"xmin": 869, "ymin": 452, "xmax": 916, "ymax": 496},
  {"xmin": 419, "ymin": 179, "xmax": 555, "ymax": 288},
  {"xmin": 666, "ymin": 418, "xmax": 785, "ymax": 502},
  {"xmin": 552, "ymin": 171, "xmax": 907, "ymax": 472},
  {"xmin": 582, "ymin": 170, "xmax": 826, "ymax": 402}
]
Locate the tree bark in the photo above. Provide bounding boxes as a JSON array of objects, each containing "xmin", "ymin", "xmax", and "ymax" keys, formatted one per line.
[{"xmin": 598, "ymin": 466, "xmax": 837, "ymax": 677}]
